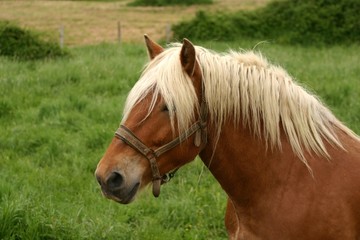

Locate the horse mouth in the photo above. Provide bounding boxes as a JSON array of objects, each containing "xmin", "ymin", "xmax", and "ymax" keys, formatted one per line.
[{"xmin": 103, "ymin": 182, "xmax": 140, "ymax": 204}]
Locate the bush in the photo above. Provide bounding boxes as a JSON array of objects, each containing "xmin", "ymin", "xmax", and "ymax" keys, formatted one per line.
[
  {"xmin": 0, "ymin": 21, "xmax": 69, "ymax": 60},
  {"xmin": 173, "ymin": 0, "xmax": 360, "ymax": 45},
  {"xmin": 173, "ymin": 11, "xmax": 235, "ymax": 41},
  {"xmin": 129, "ymin": 0, "xmax": 212, "ymax": 7}
]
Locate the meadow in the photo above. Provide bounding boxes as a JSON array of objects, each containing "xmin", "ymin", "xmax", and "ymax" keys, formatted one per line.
[
  {"xmin": 1, "ymin": 40, "xmax": 360, "ymax": 239},
  {"xmin": 0, "ymin": 0, "xmax": 271, "ymax": 46}
]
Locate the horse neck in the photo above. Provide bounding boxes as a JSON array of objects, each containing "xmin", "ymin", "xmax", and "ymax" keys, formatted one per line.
[{"xmin": 199, "ymin": 120, "xmax": 309, "ymax": 207}]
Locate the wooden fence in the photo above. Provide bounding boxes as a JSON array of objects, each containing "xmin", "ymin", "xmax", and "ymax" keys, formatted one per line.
[{"xmin": 58, "ymin": 22, "xmax": 172, "ymax": 48}]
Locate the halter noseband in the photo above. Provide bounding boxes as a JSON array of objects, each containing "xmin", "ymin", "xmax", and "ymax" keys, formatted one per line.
[{"xmin": 114, "ymin": 87, "xmax": 207, "ymax": 198}]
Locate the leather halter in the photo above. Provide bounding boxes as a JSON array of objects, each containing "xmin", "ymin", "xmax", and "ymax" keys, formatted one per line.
[{"xmin": 114, "ymin": 84, "xmax": 207, "ymax": 198}]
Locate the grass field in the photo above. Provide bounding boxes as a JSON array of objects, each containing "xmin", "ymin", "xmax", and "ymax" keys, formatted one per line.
[{"xmin": 0, "ymin": 39, "xmax": 359, "ymax": 239}]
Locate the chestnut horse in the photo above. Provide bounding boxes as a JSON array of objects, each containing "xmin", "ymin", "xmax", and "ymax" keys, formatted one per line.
[{"xmin": 95, "ymin": 36, "xmax": 360, "ymax": 239}]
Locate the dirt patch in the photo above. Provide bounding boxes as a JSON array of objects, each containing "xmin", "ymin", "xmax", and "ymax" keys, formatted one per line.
[{"xmin": 0, "ymin": 0, "xmax": 270, "ymax": 46}]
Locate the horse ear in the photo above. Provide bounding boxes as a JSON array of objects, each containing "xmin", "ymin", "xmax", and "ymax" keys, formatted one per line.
[
  {"xmin": 144, "ymin": 34, "xmax": 164, "ymax": 60},
  {"xmin": 180, "ymin": 38, "xmax": 196, "ymax": 76}
]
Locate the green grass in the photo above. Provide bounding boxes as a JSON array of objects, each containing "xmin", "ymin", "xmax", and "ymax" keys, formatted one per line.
[{"xmin": 1, "ymin": 40, "xmax": 359, "ymax": 239}]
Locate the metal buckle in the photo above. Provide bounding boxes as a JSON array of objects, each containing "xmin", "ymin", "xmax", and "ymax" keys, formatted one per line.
[{"xmin": 161, "ymin": 169, "xmax": 178, "ymax": 184}]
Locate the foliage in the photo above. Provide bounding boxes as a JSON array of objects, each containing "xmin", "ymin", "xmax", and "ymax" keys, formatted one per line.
[
  {"xmin": 128, "ymin": 0, "xmax": 212, "ymax": 7},
  {"xmin": 173, "ymin": 11, "xmax": 235, "ymax": 41},
  {"xmin": 0, "ymin": 21, "xmax": 69, "ymax": 60},
  {"xmin": 173, "ymin": 0, "xmax": 360, "ymax": 45},
  {"xmin": 0, "ymin": 41, "xmax": 359, "ymax": 239}
]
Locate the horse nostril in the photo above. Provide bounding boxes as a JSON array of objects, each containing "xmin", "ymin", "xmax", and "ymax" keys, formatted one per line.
[{"xmin": 106, "ymin": 171, "xmax": 124, "ymax": 190}]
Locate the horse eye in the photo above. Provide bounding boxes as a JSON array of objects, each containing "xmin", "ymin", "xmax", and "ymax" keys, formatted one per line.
[{"xmin": 162, "ymin": 105, "xmax": 169, "ymax": 112}]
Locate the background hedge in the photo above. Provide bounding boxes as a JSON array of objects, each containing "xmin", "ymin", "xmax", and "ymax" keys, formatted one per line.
[
  {"xmin": 173, "ymin": 0, "xmax": 360, "ymax": 45},
  {"xmin": 0, "ymin": 21, "xmax": 69, "ymax": 61}
]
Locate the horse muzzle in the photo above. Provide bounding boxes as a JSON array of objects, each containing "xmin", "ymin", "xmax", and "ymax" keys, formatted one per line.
[{"xmin": 96, "ymin": 170, "xmax": 140, "ymax": 204}]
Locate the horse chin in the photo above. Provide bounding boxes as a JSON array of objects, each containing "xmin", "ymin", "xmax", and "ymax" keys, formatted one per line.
[{"xmin": 104, "ymin": 182, "xmax": 140, "ymax": 205}]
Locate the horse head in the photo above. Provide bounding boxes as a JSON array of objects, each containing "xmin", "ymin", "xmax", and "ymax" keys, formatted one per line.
[{"xmin": 95, "ymin": 36, "xmax": 206, "ymax": 204}]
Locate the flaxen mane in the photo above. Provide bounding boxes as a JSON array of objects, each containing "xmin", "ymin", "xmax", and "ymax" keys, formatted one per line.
[{"xmin": 122, "ymin": 43, "xmax": 359, "ymax": 166}]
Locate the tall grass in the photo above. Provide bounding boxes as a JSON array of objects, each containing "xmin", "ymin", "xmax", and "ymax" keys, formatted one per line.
[{"xmin": 0, "ymin": 41, "xmax": 359, "ymax": 239}]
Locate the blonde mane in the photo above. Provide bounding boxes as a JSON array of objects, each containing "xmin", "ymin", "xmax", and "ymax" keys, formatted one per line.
[{"xmin": 122, "ymin": 43, "xmax": 359, "ymax": 165}]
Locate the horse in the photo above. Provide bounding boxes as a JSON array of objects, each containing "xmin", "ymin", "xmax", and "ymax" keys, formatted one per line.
[{"xmin": 95, "ymin": 35, "xmax": 360, "ymax": 239}]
